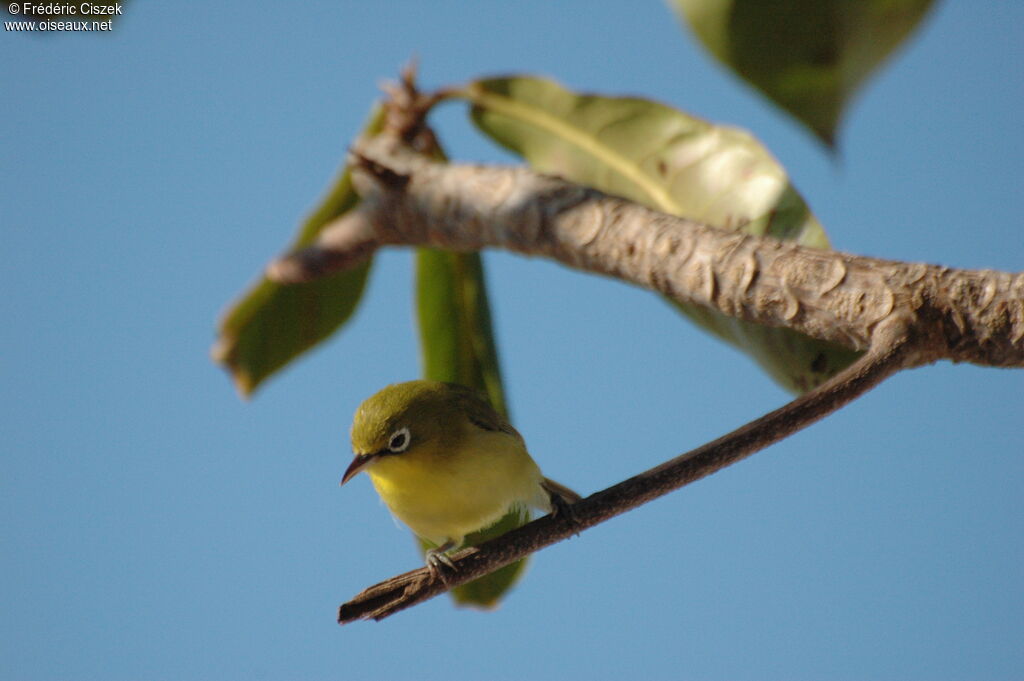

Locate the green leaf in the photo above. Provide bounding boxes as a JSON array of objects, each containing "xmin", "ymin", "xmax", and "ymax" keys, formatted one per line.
[
  {"xmin": 416, "ymin": 248, "xmax": 528, "ymax": 608},
  {"xmin": 465, "ymin": 75, "xmax": 859, "ymax": 393},
  {"xmin": 417, "ymin": 250, "xmax": 508, "ymax": 416},
  {"xmin": 669, "ymin": 0, "xmax": 935, "ymax": 148},
  {"xmin": 212, "ymin": 107, "xmax": 384, "ymax": 396}
]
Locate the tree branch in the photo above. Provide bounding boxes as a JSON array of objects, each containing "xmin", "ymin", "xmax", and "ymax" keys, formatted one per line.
[
  {"xmin": 270, "ymin": 136, "xmax": 1024, "ymax": 369},
  {"xmin": 338, "ymin": 322, "xmax": 913, "ymax": 623}
]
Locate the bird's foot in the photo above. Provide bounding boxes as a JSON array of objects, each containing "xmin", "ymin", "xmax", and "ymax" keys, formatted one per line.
[
  {"xmin": 425, "ymin": 541, "xmax": 458, "ymax": 583},
  {"xmin": 543, "ymin": 482, "xmax": 582, "ymax": 535}
]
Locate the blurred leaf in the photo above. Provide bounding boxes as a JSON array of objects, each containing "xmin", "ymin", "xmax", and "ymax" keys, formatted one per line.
[
  {"xmin": 417, "ymin": 250, "xmax": 508, "ymax": 415},
  {"xmin": 465, "ymin": 75, "xmax": 859, "ymax": 393},
  {"xmin": 416, "ymin": 248, "xmax": 529, "ymax": 608},
  {"xmin": 669, "ymin": 0, "xmax": 935, "ymax": 148},
  {"xmin": 212, "ymin": 107, "xmax": 384, "ymax": 396}
]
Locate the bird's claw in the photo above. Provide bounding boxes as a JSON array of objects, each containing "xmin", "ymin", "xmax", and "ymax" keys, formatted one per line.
[
  {"xmin": 425, "ymin": 544, "xmax": 458, "ymax": 583},
  {"xmin": 549, "ymin": 491, "xmax": 582, "ymax": 536}
]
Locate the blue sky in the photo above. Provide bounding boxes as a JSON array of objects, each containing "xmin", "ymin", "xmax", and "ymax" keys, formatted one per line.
[{"xmin": 3, "ymin": 2, "xmax": 1022, "ymax": 680}]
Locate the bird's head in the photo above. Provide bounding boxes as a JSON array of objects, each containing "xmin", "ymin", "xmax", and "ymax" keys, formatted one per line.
[{"xmin": 342, "ymin": 380, "xmax": 460, "ymax": 485}]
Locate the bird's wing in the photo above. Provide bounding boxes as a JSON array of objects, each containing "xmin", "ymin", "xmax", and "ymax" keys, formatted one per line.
[{"xmin": 446, "ymin": 382, "xmax": 524, "ymax": 442}]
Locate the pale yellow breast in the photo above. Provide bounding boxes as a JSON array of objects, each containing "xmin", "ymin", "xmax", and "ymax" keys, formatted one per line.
[{"xmin": 366, "ymin": 425, "xmax": 546, "ymax": 547}]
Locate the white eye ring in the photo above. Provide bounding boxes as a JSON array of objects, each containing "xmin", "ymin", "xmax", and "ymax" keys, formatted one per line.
[{"xmin": 387, "ymin": 427, "xmax": 411, "ymax": 453}]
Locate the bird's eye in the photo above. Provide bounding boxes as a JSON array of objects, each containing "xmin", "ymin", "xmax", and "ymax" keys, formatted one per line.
[{"xmin": 387, "ymin": 427, "xmax": 411, "ymax": 453}]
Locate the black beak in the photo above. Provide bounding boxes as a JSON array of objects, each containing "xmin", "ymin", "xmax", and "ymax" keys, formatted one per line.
[{"xmin": 341, "ymin": 452, "xmax": 376, "ymax": 486}]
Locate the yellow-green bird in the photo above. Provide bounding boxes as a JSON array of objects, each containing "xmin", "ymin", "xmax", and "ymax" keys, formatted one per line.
[{"xmin": 342, "ymin": 380, "xmax": 580, "ymax": 572}]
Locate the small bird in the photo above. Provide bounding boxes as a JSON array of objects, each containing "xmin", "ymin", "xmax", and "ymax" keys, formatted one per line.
[{"xmin": 342, "ymin": 380, "xmax": 580, "ymax": 572}]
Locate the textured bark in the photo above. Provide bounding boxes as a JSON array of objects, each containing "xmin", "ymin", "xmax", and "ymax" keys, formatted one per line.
[{"xmin": 271, "ymin": 136, "xmax": 1024, "ymax": 368}]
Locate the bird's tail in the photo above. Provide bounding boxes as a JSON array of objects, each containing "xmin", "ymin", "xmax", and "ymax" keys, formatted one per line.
[{"xmin": 541, "ymin": 477, "xmax": 582, "ymax": 508}]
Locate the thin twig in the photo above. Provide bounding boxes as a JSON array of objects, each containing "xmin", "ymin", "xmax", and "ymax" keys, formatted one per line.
[{"xmin": 338, "ymin": 317, "xmax": 913, "ymax": 623}]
